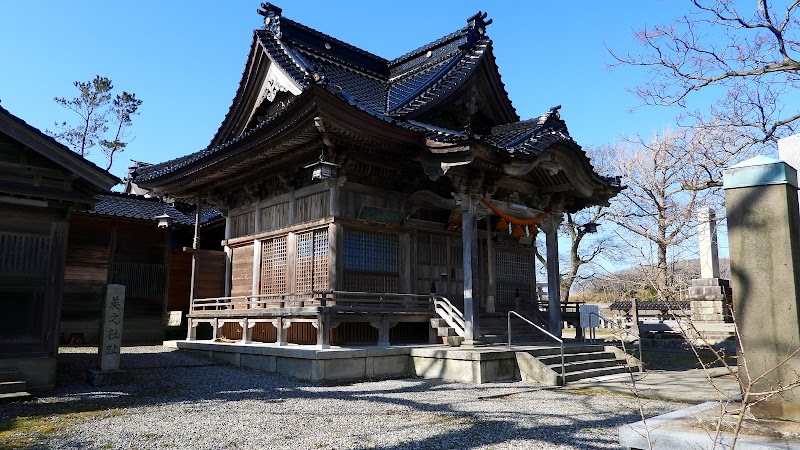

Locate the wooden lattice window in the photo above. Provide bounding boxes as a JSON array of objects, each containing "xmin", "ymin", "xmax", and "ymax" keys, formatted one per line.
[
  {"xmin": 295, "ymin": 229, "xmax": 329, "ymax": 294},
  {"xmin": 343, "ymin": 230, "xmax": 398, "ymax": 293},
  {"xmin": 260, "ymin": 236, "xmax": 288, "ymax": 295},
  {"xmin": 0, "ymin": 232, "xmax": 51, "ymax": 277}
]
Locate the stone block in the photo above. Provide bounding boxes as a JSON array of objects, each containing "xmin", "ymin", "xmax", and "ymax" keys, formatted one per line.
[
  {"xmin": 212, "ymin": 351, "xmax": 241, "ymax": 367},
  {"xmin": 690, "ymin": 278, "xmax": 730, "ymax": 288},
  {"xmin": 371, "ymin": 355, "xmax": 409, "ymax": 377},
  {"xmin": 321, "ymin": 358, "xmax": 366, "ymax": 380},
  {"xmin": 240, "ymin": 354, "xmax": 276, "ymax": 372}
]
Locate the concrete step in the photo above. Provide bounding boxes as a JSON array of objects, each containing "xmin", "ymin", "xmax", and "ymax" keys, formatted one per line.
[
  {"xmin": 483, "ymin": 333, "xmax": 543, "ymax": 344},
  {"xmin": 436, "ymin": 327, "xmax": 458, "ymax": 337},
  {"xmin": 549, "ymin": 358, "xmax": 624, "ymax": 374},
  {"xmin": 0, "ymin": 381, "xmax": 27, "ymax": 395},
  {"xmin": 538, "ymin": 351, "xmax": 618, "ymax": 365},
  {"xmin": 525, "ymin": 345, "xmax": 606, "ymax": 357},
  {"xmin": 561, "ymin": 365, "xmax": 633, "ymax": 383},
  {"xmin": 0, "ymin": 391, "xmax": 33, "ymax": 404}
]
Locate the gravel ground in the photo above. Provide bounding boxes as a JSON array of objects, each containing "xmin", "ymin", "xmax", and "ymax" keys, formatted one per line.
[{"xmin": 2, "ymin": 346, "xmax": 686, "ymax": 450}]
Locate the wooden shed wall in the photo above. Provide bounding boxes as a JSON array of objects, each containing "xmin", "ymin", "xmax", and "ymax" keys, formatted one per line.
[{"xmin": 61, "ymin": 215, "xmax": 171, "ymax": 345}]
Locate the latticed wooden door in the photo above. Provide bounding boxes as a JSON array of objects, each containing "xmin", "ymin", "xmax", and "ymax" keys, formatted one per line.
[
  {"xmin": 260, "ymin": 235, "xmax": 288, "ymax": 295},
  {"xmin": 342, "ymin": 229, "xmax": 398, "ymax": 293},
  {"xmin": 415, "ymin": 232, "xmax": 464, "ymax": 301},
  {"xmin": 495, "ymin": 248, "xmax": 536, "ymax": 306},
  {"xmin": 294, "ymin": 229, "xmax": 329, "ymax": 294}
]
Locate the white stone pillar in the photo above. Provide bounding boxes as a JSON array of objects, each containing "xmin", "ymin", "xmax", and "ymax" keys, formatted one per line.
[{"xmin": 697, "ymin": 208, "xmax": 720, "ymax": 279}]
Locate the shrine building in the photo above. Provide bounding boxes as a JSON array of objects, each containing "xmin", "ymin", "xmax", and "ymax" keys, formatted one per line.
[{"xmin": 133, "ymin": 4, "xmax": 622, "ymax": 349}]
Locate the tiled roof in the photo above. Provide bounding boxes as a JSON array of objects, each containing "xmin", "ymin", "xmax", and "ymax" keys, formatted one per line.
[
  {"xmin": 484, "ymin": 106, "xmax": 574, "ymax": 156},
  {"xmin": 136, "ymin": 7, "xmax": 587, "ymax": 184},
  {"xmin": 0, "ymin": 104, "xmax": 119, "ymax": 189},
  {"xmin": 87, "ymin": 192, "xmax": 221, "ymax": 226},
  {"xmin": 609, "ymin": 301, "xmax": 691, "ymax": 311}
]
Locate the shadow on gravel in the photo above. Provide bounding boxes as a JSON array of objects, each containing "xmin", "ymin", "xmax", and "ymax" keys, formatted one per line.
[{"xmin": 1, "ymin": 347, "xmax": 661, "ymax": 449}]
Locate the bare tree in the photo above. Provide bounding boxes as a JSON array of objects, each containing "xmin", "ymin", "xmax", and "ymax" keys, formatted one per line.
[
  {"xmin": 611, "ymin": 0, "xmax": 800, "ymax": 147},
  {"xmin": 560, "ymin": 207, "xmax": 622, "ymax": 301},
  {"xmin": 608, "ymin": 129, "xmax": 725, "ymax": 299}
]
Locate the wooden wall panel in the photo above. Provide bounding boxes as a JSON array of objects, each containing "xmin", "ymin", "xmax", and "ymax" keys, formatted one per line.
[
  {"xmin": 295, "ymin": 192, "xmax": 329, "ymax": 224},
  {"xmin": 260, "ymin": 202, "xmax": 289, "ymax": 232},
  {"xmin": 231, "ymin": 211, "xmax": 255, "ymax": 238},
  {"xmin": 167, "ymin": 250, "xmax": 191, "ymax": 312},
  {"xmin": 196, "ymin": 249, "xmax": 226, "ymax": 300},
  {"xmin": 230, "ymin": 244, "xmax": 254, "ymax": 297}
]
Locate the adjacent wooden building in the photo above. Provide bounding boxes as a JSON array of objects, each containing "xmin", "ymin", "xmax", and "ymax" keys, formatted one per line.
[
  {"xmin": 60, "ymin": 193, "xmax": 224, "ymax": 345},
  {"xmin": 0, "ymin": 105, "xmax": 118, "ymax": 390},
  {"xmin": 134, "ymin": 4, "xmax": 622, "ymax": 347}
]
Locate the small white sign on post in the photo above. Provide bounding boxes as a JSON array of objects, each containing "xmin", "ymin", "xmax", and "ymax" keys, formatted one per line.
[{"xmin": 580, "ymin": 304, "xmax": 600, "ymax": 329}]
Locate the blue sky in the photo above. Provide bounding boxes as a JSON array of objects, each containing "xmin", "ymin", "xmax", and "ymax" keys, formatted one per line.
[{"xmin": 0, "ymin": 1, "xmax": 694, "ymax": 179}]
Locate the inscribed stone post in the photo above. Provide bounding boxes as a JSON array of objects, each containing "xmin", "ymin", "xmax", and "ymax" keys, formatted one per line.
[
  {"xmin": 697, "ymin": 208, "xmax": 719, "ymax": 279},
  {"xmin": 99, "ymin": 284, "xmax": 126, "ymax": 371},
  {"xmin": 688, "ymin": 208, "xmax": 732, "ymax": 323},
  {"xmin": 723, "ymin": 155, "xmax": 800, "ymax": 421}
]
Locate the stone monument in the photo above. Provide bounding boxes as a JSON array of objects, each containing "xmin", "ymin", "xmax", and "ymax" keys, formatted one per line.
[
  {"xmin": 88, "ymin": 284, "xmax": 127, "ymax": 386},
  {"xmin": 687, "ymin": 208, "xmax": 732, "ymax": 323},
  {"xmin": 723, "ymin": 155, "xmax": 800, "ymax": 421}
]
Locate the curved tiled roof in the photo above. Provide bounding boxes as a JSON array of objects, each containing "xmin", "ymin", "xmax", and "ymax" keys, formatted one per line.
[
  {"xmin": 87, "ymin": 192, "xmax": 221, "ymax": 225},
  {"xmin": 136, "ymin": 8, "xmax": 600, "ymax": 186}
]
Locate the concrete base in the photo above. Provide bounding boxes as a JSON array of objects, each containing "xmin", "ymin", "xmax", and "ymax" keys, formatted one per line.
[
  {"xmin": 166, "ymin": 340, "xmax": 413, "ymax": 382},
  {"xmin": 619, "ymin": 401, "xmax": 800, "ymax": 449},
  {"xmin": 165, "ymin": 340, "xmax": 572, "ymax": 384},
  {"xmin": 410, "ymin": 347, "xmax": 518, "ymax": 384},
  {"xmin": 0, "ymin": 356, "xmax": 56, "ymax": 391},
  {"xmin": 87, "ymin": 369, "xmax": 127, "ymax": 386}
]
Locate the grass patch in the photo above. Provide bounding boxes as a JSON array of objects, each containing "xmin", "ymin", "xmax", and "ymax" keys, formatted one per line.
[{"xmin": 0, "ymin": 409, "xmax": 121, "ymax": 449}]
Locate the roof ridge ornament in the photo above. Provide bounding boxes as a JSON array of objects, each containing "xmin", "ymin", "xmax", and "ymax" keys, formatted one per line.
[
  {"xmin": 258, "ymin": 2, "xmax": 283, "ymax": 39},
  {"xmin": 459, "ymin": 11, "xmax": 492, "ymax": 51}
]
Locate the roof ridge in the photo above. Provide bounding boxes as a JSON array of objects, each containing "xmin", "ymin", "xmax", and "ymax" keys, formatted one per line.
[
  {"xmin": 389, "ymin": 27, "xmax": 467, "ymax": 68},
  {"xmin": 0, "ymin": 104, "xmax": 119, "ymax": 185}
]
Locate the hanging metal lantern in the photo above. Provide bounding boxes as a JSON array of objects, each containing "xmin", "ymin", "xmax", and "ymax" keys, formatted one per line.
[{"xmin": 304, "ymin": 154, "xmax": 340, "ymax": 181}]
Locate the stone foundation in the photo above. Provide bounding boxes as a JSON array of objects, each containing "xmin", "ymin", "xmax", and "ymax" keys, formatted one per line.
[{"xmin": 688, "ymin": 278, "xmax": 732, "ymax": 323}]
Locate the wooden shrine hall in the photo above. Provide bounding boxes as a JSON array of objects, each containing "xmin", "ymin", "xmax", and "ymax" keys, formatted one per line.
[{"xmin": 133, "ymin": 4, "xmax": 622, "ymax": 349}]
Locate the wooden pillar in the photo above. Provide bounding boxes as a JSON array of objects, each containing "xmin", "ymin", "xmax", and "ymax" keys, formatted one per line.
[
  {"xmin": 486, "ymin": 216, "xmax": 496, "ymax": 313},
  {"xmin": 460, "ymin": 194, "xmax": 482, "ymax": 346},
  {"xmin": 189, "ymin": 197, "xmax": 202, "ymax": 304},
  {"xmin": 315, "ymin": 316, "xmax": 330, "ymax": 349},
  {"xmin": 544, "ymin": 215, "xmax": 562, "ymax": 338},
  {"xmin": 252, "ymin": 239, "xmax": 263, "ymax": 299},
  {"xmin": 223, "ymin": 215, "xmax": 233, "ymax": 297}
]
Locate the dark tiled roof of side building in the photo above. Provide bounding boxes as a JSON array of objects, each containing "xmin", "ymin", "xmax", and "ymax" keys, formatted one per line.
[
  {"xmin": 0, "ymin": 103, "xmax": 119, "ymax": 189},
  {"xmin": 86, "ymin": 192, "xmax": 221, "ymax": 226}
]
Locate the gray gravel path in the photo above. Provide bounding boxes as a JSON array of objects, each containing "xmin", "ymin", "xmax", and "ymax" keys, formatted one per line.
[{"xmin": 2, "ymin": 346, "xmax": 686, "ymax": 449}]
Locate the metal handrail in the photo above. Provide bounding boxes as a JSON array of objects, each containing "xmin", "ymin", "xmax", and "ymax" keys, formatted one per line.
[
  {"xmin": 588, "ymin": 311, "xmax": 644, "ymax": 372},
  {"xmin": 507, "ymin": 311, "xmax": 564, "ymax": 382}
]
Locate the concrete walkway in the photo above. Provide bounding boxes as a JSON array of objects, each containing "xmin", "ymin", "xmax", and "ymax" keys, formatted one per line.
[{"xmin": 564, "ymin": 367, "xmax": 741, "ymax": 403}]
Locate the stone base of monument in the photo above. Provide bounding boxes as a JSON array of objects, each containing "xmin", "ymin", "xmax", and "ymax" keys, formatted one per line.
[
  {"xmin": 688, "ymin": 278, "xmax": 733, "ymax": 323},
  {"xmin": 619, "ymin": 400, "xmax": 800, "ymax": 449},
  {"xmin": 87, "ymin": 369, "xmax": 127, "ymax": 386}
]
